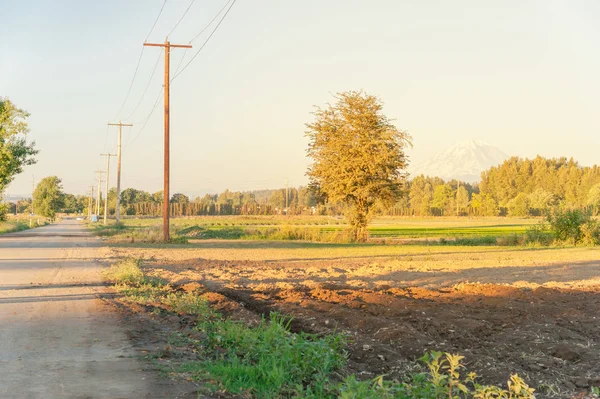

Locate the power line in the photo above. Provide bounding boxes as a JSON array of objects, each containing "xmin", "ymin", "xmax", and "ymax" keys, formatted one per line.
[
  {"xmin": 102, "ymin": 124, "xmax": 110, "ymax": 152},
  {"xmin": 112, "ymin": 0, "xmax": 168, "ymax": 120},
  {"xmin": 113, "ymin": 48, "xmax": 144, "ymax": 120},
  {"xmin": 190, "ymin": 0, "xmax": 233, "ymax": 43},
  {"xmin": 124, "ymin": 48, "xmax": 164, "ymax": 122},
  {"xmin": 171, "ymin": 0, "xmax": 233, "ymax": 77},
  {"xmin": 126, "ymin": 87, "xmax": 164, "ymax": 148},
  {"xmin": 171, "ymin": 0, "xmax": 237, "ymax": 81},
  {"xmin": 172, "ymin": 48, "xmax": 190, "ymax": 77},
  {"xmin": 146, "ymin": 0, "xmax": 168, "ymax": 42},
  {"xmin": 167, "ymin": 0, "xmax": 196, "ymax": 38}
]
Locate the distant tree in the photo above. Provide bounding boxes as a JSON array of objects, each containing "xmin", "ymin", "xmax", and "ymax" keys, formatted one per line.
[
  {"xmin": 432, "ymin": 184, "xmax": 453, "ymax": 215},
  {"xmin": 106, "ymin": 188, "xmax": 118, "ymax": 215},
  {"xmin": 242, "ymin": 192, "xmax": 256, "ymax": 207},
  {"xmin": 298, "ymin": 186, "xmax": 317, "ymax": 208},
  {"xmin": 306, "ymin": 91, "xmax": 411, "ymax": 241},
  {"xmin": 170, "ymin": 193, "xmax": 189, "ymax": 204},
  {"xmin": 587, "ymin": 183, "xmax": 600, "ymax": 215},
  {"xmin": 268, "ymin": 190, "xmax": 285, "ymax": 209},
  {"xmin": 471, "ymin": 193, "xmax": 498, "ymax": 217},
  {"xmin": 61, "ymin": 193, "xmax": 81, "ymax": 214},
  {"xmin": 0, "ymin": 98, "xmax": 38, "ymax": 193},
  {"xmin": 409, "ymin": 176, "xmax": 433, "ymax": 216},
  {"xmin": 152, "ymin": 191, "xmax": 163, "ymax": 203},
  {"xmin": 33, "ymin": 176, "xmax": 64, "ymax": 220},
  {"xmin": 216, "ymin": 190, "xmax": 234, "ymax": 207},
  {"xmin": 16, "ymin": 198, "xmax": 31, "ymax": 214},
  {"xmin": 456, "ymin": 186, "xmax": 470, "ymax": 215},
  {"xmin": 528, "ymin": 188, "xmax": 555, "ymax": 215},
  {"xmin": 507, "ymin": 192, "xmax": 531, "ymax": 217}
]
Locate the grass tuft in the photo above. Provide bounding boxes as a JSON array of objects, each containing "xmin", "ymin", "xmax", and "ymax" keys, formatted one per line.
[{"xmin": 103, "ymin": 258, "xmax": 146, "ymax": 285}]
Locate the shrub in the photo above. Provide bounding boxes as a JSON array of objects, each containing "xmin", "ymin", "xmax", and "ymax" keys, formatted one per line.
[
  {"xmin": 0, "ymin": 203, "xmax": 9, "ymax": 221},
  {"xmin": 580, "ymin": 219, "xmax": 600, "ymax": 246},
  {"xmin": 103, "ymin": 258, "xmax": 145, "ymax": 285},
  {"xmin": 547, "ymin": 208, "xmax": 589, "ymax": 244},
  {"xmin": 524, "ymin": 223, "xmax": 554, "ymax": 246}
]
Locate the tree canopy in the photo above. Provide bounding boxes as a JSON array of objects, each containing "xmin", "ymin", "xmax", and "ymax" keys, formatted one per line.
[
  {"xmin": 33, "ymin": 176, "xmax": 64, "ymax": 220},
  {"xmin": 306, "ymin": 91, "xmax": 411, "ymax": 241},
  {"xmin": 0, "ymin": 97, "xmax": 38, "ymax": 192}
]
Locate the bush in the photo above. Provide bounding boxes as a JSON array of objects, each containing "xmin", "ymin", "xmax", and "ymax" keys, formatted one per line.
[
  {"xmin": 102, "ymin": 258, "xmax": 146, "ymax": 285},
  {"xmin": 0, "ymin": 202, "xmax": 9, "ymax": 221},
  {"xmin": 547, "ymin": 208, "xmax": 590, "ymax": 244},
  {"xmin": 525, "ymin": 208, "xmax": 600, "ymax": 246},
  {"xmin": 524, "ymin": 223, "xmax": 554, "ymax": 246},
  {"xmin": 581, "ymin": 219, "xmax": 600, "ymax": 246}
]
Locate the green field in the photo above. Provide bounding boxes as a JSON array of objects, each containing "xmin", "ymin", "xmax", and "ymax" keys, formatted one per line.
[{"xmin": 90, "ymin": 215, "xmax": 538, "ymax": 243}]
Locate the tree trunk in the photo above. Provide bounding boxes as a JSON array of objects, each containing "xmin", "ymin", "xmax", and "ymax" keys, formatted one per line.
[{"xmin": 348, "ymin": 202, "xmax": 370, "ymax": 242}]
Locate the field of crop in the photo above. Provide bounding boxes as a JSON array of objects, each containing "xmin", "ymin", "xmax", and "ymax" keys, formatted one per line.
[
  {"xmin": 99, "ymin": 225, "xmax": 600, "ymax": 398},
  {"xmin": 92, "ymin": 216, "xmax": 538, "ymax": 243}
]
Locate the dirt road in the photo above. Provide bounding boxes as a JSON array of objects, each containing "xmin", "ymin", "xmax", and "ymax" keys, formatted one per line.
[{"xmin": 0, "ymin": 220, "xmax": 191, "ymax": 399}]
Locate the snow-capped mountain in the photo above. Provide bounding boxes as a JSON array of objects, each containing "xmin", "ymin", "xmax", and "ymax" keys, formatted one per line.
[{"xmin": 409, "ymin": 140, "xmax": 509, "ymax": 183}]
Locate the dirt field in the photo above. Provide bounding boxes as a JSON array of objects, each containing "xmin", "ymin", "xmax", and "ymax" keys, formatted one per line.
[{"xmin": 102, "ymin": 242, "xmax": 600, "ymax": 398}]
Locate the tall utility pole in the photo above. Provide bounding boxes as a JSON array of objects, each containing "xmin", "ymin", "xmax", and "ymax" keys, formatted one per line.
[
  {"xmin": 31, "ymin": 175, "xmax": 35, "ymax": 215},
  {"xmin": 144, "ymin": 39, "xmax": 192, "ymax": 241},
  {"xmin": 108, "ymin": 122, "xmax": 133, "ymax": 225},
  {"xmin": 95, "ymin": 171, "xmax": 105, "ymax": 216},
  {"xmin": 88, "ymin": 186, "xmax": 95, "ymax": 220},
  {"xmin": 456, "ymin": 181, "xmax": 460, "ymax": 216},
  {"xmin": 100, "ymin": 153, "xmax": 116, "ymax": 225},
  {"xmin": 285, "ymin": 179, "xmax": 289, "ymax": 216}
]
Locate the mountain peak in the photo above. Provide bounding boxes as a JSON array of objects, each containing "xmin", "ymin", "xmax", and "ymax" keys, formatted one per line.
[{"xmin": 410, "ymin": 140, "xmax": 508, "ymax": 183}]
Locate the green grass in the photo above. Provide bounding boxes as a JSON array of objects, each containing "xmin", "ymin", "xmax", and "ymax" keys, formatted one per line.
[
  {"xmin": 89, "ymin": 216, "xmax": 536, "ymax": 244},
  {"xmin": 0, "ymin": 216, "xmax": 41, "ymax": 235}
]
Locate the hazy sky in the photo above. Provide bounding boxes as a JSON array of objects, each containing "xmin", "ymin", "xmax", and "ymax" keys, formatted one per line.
[{"xmin": 2, "ymin": 0, "xmax": 600, "ymax": 197}]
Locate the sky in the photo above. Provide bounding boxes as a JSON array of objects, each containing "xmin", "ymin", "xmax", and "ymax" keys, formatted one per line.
[{"xmin": 2, "ymin": 0, "xmax": 600, "ymax": 198}]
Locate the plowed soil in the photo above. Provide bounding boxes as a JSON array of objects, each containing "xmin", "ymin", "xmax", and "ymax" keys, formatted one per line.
[{"xmin": 104, "ymin": 244, "xmax": 600, "ymax": 398}]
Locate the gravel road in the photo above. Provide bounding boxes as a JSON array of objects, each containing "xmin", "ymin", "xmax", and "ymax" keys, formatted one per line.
[{"xmin": 0, "ymin": 219, "xmax": 183, "ymax": 399}]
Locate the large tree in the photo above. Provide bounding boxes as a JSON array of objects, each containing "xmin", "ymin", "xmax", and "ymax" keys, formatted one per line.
[
  {"xmin": 0, "ymin": 97, "xmax": 38, "ymax": 192},
  {"xmin": 33, "ymin": 176, "xmax": 64, "ymax": 220},
  {"xmin": 306, "ymin": 91, "xmax": 411, "ymax": 241}
]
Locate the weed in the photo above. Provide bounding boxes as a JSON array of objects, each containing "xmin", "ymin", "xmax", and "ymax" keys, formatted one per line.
[
  {"xmin": 194, "ymin": 312, "xmax": 347, "ymax": 398},
  {"xmin": 162, "ymin": 292, "xmax": 215, "ymax": 321},
  {"xmin": 103, "ymin": 258, "xmax": 145, "ymax": 285},
  {"xmin": 335, "ymin": 352, "xmax": 535, "ymax": 399}
]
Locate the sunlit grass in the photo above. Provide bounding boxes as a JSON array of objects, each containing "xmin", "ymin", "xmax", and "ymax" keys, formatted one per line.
[{"xmin": 89, "ymin": 216, "xmax": 537, "ymax": 243}]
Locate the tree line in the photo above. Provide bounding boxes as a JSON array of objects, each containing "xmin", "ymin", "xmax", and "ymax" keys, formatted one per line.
[
  {"xmin": 16, "ymin": 154, "xmax": 600, "ymax": 220},
  {"xmin": 388, "ymin": 156, "xmax": 600, "ymax": 217},
  {"xmin": 6, "ymin": 93, "xmax": 600, "ymax": 227}
]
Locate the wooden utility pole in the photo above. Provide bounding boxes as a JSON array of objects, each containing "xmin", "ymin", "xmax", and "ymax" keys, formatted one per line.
[
  {"xmin": 456, "ymin": 181, "xmax": 460, "ymax": 216},
  {"xmin": 88, "ymin": 186, "xmax": 95, "ymax": 220},
  {"xmin": 108, "ymin": 122, "xmax": 133, "ymax": 225},
  {"xmin": 100, "ymin": 153, "xmax": 116, "ymax": 225},
  {"xmin": 144, "ymin": 39, "xmax": 192, "ymax": 241},
  {"xmin": 285, "ymin": 179, "xmax": 289, "ymax": 216},
  {"xmin": 95, "ymin": 171, "xmax": 106, "ymax": 216},
  {"xmin": 31, "ymin": 175, "xmax": 35, "ymax": 215}
]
